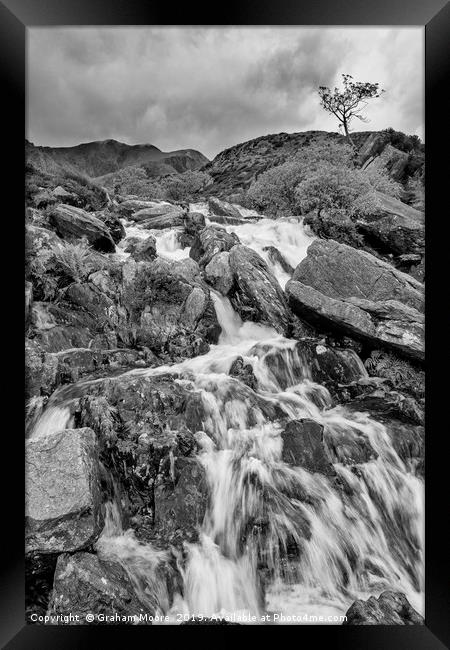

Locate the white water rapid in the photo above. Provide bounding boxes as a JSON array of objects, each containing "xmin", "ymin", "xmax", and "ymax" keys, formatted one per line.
[{"xmin": 29, "ymin": 203, "xmax": 424, "ymax": 624}]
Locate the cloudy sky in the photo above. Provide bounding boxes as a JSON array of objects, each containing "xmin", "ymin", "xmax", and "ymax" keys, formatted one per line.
[{"xmin": 27, "ymin": 27, "xmax": 424, "ymax": 160}]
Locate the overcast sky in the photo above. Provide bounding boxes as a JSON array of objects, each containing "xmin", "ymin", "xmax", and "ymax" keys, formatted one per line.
[{"xmin": 27, "ymin": 27, "xmax": 424, "ymax": 160}]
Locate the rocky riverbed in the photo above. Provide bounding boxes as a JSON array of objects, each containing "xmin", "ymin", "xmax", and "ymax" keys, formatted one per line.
[{"xmin": 25, "ymin": 181, "xmax": 424, "ymax": 625}]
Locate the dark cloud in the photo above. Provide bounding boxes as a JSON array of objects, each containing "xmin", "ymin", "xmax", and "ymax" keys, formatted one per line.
[{"xmin": 27, "ymin": 27, "xmax": 424, "ymax": 160}]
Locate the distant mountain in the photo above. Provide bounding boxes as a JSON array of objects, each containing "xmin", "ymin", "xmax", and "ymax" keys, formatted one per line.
[
  {"xmin": 26, "ymin": 139, "xmax": 209, "ymax": 179},
  {"xmin": 202, "ymin": 130, "xmax": 424, "ymax": 198}
]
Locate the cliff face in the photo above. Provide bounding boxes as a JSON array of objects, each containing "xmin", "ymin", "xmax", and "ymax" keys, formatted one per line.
[{"xmin": 26, "ymin": 139, "xmax": 209, "ymax": 179}]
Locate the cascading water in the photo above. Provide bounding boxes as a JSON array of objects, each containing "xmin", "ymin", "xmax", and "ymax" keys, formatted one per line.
[{"xmin": 29, "ymin": 204, "xmax": 424, "ymax": 624}]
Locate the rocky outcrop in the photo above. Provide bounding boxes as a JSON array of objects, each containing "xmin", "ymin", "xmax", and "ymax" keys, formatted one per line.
[
  {"xmin": 281, "ymin": 419, "xmax": 334, "ymax": 475},
  {"xmin": 354, "ymin": 191, "xmax": 425, "ymax": 256},
  {"xmin": 229, "ymin": 245, "xmax": 291, "ymax": 335},
  {"xmin": 49, "ymin": 204, "xmax": 116, "ymax": 252},
  {"xmin": 344, "ymin": 591, "xmax": 424, "ymax": 625},
  {"xmin": 26, "ymin": 428, "xmax": 103, "ymax": 553},
  {"xmin": 47, "ymin": 552, "xmax": 147, "ymax": 623},
  {"xmin": 96, "ymin": 210, "xmax": 126, "ymax": 244},
  {"xmin": 154, "ymin": 458, "xmax": 208, "ymax": 546},
  {"xmin": 179, "ymin": 211, "xmax": 207, "ymax": 247},
  {"xmin": 293, "ymin": 240, "xmax": 424, "ymax": 313},
  {"xmin": 204, "ymin": 251, "xmax": 234, "ymax": 295},
  {"xmin": 286, "ymin": 280, "xmax": 424, "ymax": 362}
]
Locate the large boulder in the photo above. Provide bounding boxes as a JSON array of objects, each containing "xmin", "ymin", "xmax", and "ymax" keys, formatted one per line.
[
  {"xmin": 354, "ymin": 191, "xmax": 425, "ymax": 256},
  {"xmin": 95, "ymin": 210, "xmax": 126, "ymax": 244},
  {"xmin": 204, "ymin": 251, "xmax": 234, "ymax": 295},
  {"xmin": 26, "ymin": 428, "xmax": 103, "ymax": 553},
  {"xmin": 208, "ymin": 196, "xmax": 243, "ymax": 222},
  {"xmin": 362, "ymin": 144, "xmax": 409, "ymax": 181},
  {"xmin": 293, "ymin": 240, "xmax": 424, "ymax": 313},
  {"xmin": 344, "ymin": 591, "xmax": 424, "ymax": 625},
  {"xmin": 179, "ymin": 211, "xmax": 207, "ymax": 247},
  {"xmin": 190, "ymin": 225, "xmax": 240, "ymax": 267},
  {"xmin": 123, "ymin": 257, "xmax": 221, "ymax": 359},
  {"xmin": 286, "ymin": 280, "xmax": 424, "ymax": 362},
  {"xmin": 229, "ymin": 245, "xmax": 291, "ymax": 335},
  {"xmin": 130, "ymin": 203, "xmax": 184, "ymax": 227},
  {"xmin": 49, "ymin": 204, "xmax": 115, "ymax": 252},
  {"xmin": 47, "ymin": 552, "xmax": 148, "ymax": 623},
  {"xmin": 116, "ymin": 199, "xmax": 163, "ymax": 219}
]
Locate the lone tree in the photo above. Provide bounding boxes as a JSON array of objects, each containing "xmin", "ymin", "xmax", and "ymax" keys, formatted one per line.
[{"xmin": 318, "ymin": 74, "xmax": 384, "ymax": 144}]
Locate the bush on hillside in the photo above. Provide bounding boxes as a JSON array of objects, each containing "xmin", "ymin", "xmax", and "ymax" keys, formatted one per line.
[
  {"xmin": 160, "ymin": 170, "xmax": 212, "ymax": 202},
  {"xmin": 248, "ymin": 140, "xmax": 401, "ymax": 218}
]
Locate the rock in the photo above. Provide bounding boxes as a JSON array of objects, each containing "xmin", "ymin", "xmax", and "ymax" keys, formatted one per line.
[
  {"xmin": 281, "ymin": 420, "xmax": 334, "ymax": 475},
  {"xmin": 53, "ymin": 347, "xmax": 146, "ymax": 385},
  {"xmin": 229, "ymin": 245, "xmax": 291, "ymax": 335},
  {"xmin": 286, "ymin": 281, "xmax": 424, "ymax": 362},
  {"xmin": 262, "ymin": 246, "xmax": 294, "ymax": 275},
  {"xmin": 184, "ymin": 211, "xmax": 206, "ymax": 235},
  {"xmin": 346, "ymin": 390, "xmax": 424, "ymax": 426},
  {"xmin": 204, "ymin": 251, "xmax": 234, "ymax": 295},
  {"xmin": 229, "ymin": 356, "xmax": 257, "ymax": 390},
  {"xmin": 354, "ymin": 191, "xmax": 425, "ymax": 256},
  {"xmin": 344, "ymin": 591, "xmax": 424, "ymax": 625},
  {"xmin": 25, "ymin": 281, "xmax": 33, "ymax": 326},
  {"xmin": 49, "ymin": 204, "xmax": 115, "ymax": 252},
  {"xmin": 123, "ymin": 257, "xmax": 221, "ymax": 359},
  {"xmin": 130, "ymin": 203, "xmax": 184, "ymax": 227},
  {"xmin": 153, "ymin": 458, "xmax": 208, "ymax": 545},
  {"xmin": 208, "ymin": 196, "xmax": 243, "ymax": 222},
  {"xmin": 389, "ymin": 421, "xmax": 424, "ymax": 477},
  {"xmin": 25, "ymin": 338, "xmax": 58, "ymax": 398},
  {"xmin": 293, "ymin": 239, "xmax": 424, "ymax": 313},
  {"xmin": 125, "ymin": 235, "xmax": 157, "ymax": 262},
  {"xmin": 47, "ymin": 552, "xmax": 147, "ymax": 623},
  {"xmin": 26, "ymin": 428, "xmax": 103, "ymax": 553},
  {"xmin": 116, "ymin": 199, "xmax": 162, "ymax": 219},
  {"xmin": 362, "ymin": 144, "xmax": 409, "ymax": 182},
  {"xmin": 190, "ymin": 225, "xmax": 240, "ymax": 267}
]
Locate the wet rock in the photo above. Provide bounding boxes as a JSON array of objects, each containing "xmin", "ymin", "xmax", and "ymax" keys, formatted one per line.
[
  {"xmin": 116, "ymin": 199, "xmax": 164, "ymax": 219},
  {"xmin": 190, "ymin": 225, "xmax": 240, "ymax": 267},
  {"xmin": 123, "ymin": 257, "xmax": 220, "ymax": 359},
  {"xmin": 262, "ymin": 246, "xmax": 294, "ymax": 275},
  {"xmin": 229, "ymin": 245, "xmax": 291, "ymax": 335},
  {"xmin": 281, "ymin": 419, "xmax": 335, "ymax": 476},
  {"xmin": 286, "ymin": 280, "xmax": 424, "ymax": 362},
  {"xmin": 229, "ymin": 356, "xmax": 258, "ymax": 390},
  {"xmin": 26, "ymin": 428, "xmax": 103, "ymax": 553},
  {"xmin": 125, "ymin": 235, "xmax": 157, "ymax": 262},
  {"xmin": 184, "ymin": 211, "xmax": 206, "ymax": 234},
  {"xmin": 346, "ymin": 390, "xmax": 424, "ymax": 426},
  {"xmin": 49, "ymin": 204, "xmax": 115, "ymax": 252},
  {"xmin": 293, "ymin": 239, "xmax": 424, "ymax": 313},
  {"xmin": 298, "ymin": 340, "xmax": 368, "ymax": 387},
  {"xmin": 388, "ymin": 421, "xmax": 424, "ymax": 477},
  {"xmin": 153, "ymin": 457, "xmax": 208, "ymax": 545},
  {"xmin": 25, "ymin": 338, "xmax": 58, "ymax": 398},
  {"xmin": 53, "ymin": 347, "xmax": 146, "ymax": 385},
  {"xmin": 355, "ymin": 191, "xmax": 425, "ymax": 257},
  {"xmin": 208, "ymin": 196, "xmax": 243, "ymax": 221},
  {"xmin": 47, "ymin": 552, "xmax": 147, "ymax": 623},
  {"xmin": 131, "ymin": 203, "xmax": 184, "ymax": 228},
  {"xmin": 343, "ymin": 591, "xmax": 424, "ymax": 625},
  {"xmin": 204, "ymin": 251, "xmax": 234, "ymax": 295}
]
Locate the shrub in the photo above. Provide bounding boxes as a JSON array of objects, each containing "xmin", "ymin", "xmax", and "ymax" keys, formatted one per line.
[
  {"xmin": 109, "ymin": 166, "xmax": 165, "ymax": 199},
  {"xmin": 50, "ymin": 238, "xmax": 105, "ymax": 284}
]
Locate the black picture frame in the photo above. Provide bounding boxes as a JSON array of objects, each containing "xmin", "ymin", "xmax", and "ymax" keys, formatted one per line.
[{"xmin": 3, "ymin": 0, "xmax": 449, "ymax": 646}]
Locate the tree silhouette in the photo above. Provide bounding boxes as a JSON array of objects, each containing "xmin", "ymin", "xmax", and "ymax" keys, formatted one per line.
[{"xmin": 318, "ymin": 74, "xmax": 384, "ymax": 145}]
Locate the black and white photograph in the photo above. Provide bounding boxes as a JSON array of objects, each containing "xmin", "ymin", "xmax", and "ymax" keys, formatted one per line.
[{"xmin": 23, "ymin": 23, "xmax": 428, "ymax": 628}]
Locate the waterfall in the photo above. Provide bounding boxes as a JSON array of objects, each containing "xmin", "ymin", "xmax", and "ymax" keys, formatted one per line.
[{"xmin": 30, "ymin": 206, "xmax": 424, "ymax": 624}]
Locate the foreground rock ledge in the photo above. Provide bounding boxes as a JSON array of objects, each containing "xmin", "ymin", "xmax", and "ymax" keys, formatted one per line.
[{"xmin": 26, "ymin": 428, "xmax": 103, "ymax": 553}]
